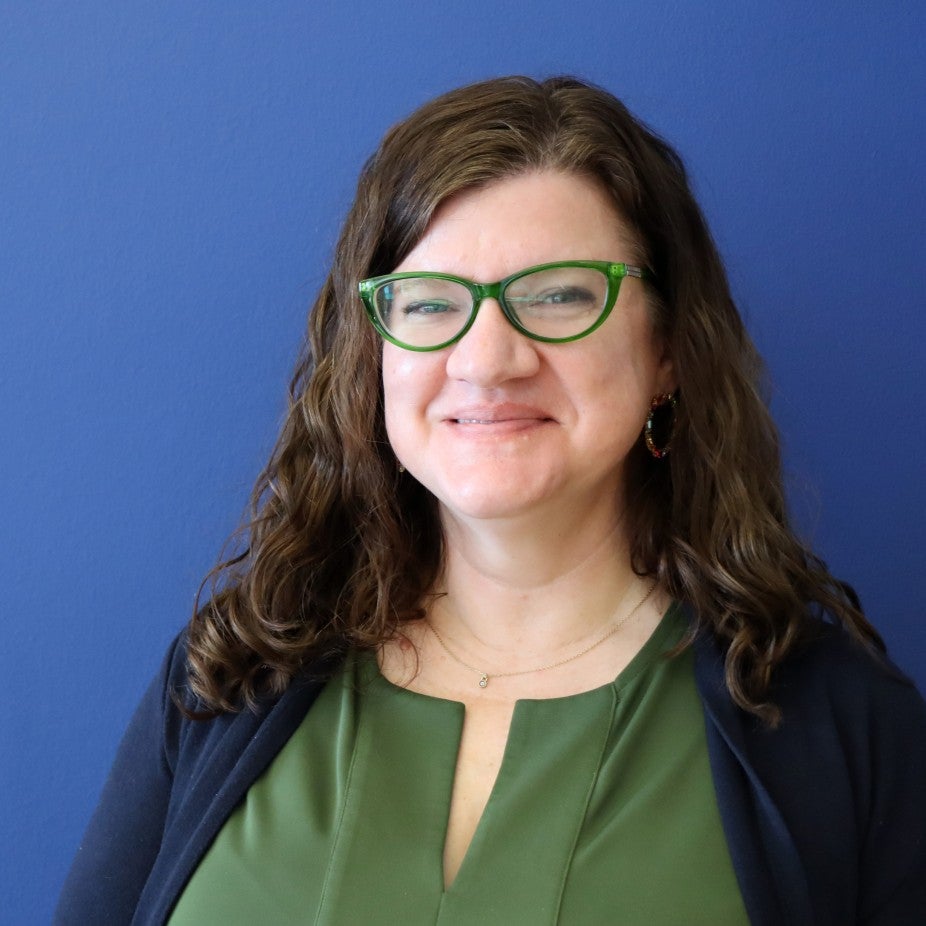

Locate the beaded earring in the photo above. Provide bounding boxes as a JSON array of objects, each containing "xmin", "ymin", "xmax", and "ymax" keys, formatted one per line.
[{"xmin": 644, "ymin": 393, "xmax": 678, "ymax": 459}]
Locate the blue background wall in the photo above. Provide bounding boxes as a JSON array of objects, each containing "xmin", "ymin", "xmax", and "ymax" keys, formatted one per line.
[{"xmin": 2, "ymin": 2, "xmax": 924, "ymax": 921}]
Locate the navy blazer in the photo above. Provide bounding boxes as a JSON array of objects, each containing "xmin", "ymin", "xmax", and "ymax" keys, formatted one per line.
[{"xmin": 56, "ymin": 616, "xmax": 926, "ymax": 925}]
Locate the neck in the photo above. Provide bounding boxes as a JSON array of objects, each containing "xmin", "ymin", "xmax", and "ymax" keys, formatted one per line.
[{"xmin": 433, "ymin": 503, "xmax": 645, "ymax": 659}]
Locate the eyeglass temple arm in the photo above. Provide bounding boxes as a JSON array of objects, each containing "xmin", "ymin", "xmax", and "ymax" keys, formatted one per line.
[{"xmin": 612, "ymin": 264, "xmax": 648, "ymax": 280}]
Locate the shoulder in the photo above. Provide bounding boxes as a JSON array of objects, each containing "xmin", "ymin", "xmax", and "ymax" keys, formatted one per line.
[
  {"xmin": 694, "ymin": 615, "xmax": 926, "ymax": 923},
  {"xmin": 57, "ymin": 630, "xmax": 336, "ymax": 926},
  {"xmin": 770, "ymin": 623, "xmax": 926, "ymax": 819},
  {"xmin": 698, "ymin": 616, "xmax": 926, "ymax": 780},
  {"xmin": 778, "ymin": 624, "xmax": 926, "ymax": 920},
  {"xmin": 772, "ymin": 621, "xmax": 926, "ymax": 734},
  {"xmin": 159, "ymin": 629, "xmax": 334, "ymax": 782},
  {"xmin": 693, "ymin": 610, "xmax": 926, "ymax": 735}
]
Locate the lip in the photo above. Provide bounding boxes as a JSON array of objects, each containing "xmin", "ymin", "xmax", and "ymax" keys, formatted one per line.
[
  {"xmin": 443, "ymin": 402, "xmax": 554, "ymax": 422},
  {"xmin": 440, "ymin": 403, "xmax": 556, "ymax": 434}
]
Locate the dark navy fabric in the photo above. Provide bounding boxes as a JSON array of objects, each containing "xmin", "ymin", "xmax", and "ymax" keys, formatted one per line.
[{"xmin": 55, "ymin": 616, "xmax": 926, "ymax": 925}]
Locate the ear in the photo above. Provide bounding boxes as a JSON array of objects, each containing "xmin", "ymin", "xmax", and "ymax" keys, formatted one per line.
[{"xmin": 654, "ymin": 342, "xmax": 677, "ymax": 397}]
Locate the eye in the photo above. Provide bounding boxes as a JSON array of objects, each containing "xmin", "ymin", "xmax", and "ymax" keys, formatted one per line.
[
  {"xmin": 402, "ymin": 299, "xmax": 458, "ymax": 316},
  {"xmin": 508, "ymin": 286, "xmax": 598, "ymax": 315},
  {"xmin": 535, "ymin": 286, "xmax": 596, "ymax": 306}
]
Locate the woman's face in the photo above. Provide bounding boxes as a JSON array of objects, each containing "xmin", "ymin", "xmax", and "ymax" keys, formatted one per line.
[{"xmin": 382, "ymin": 170, "xmax": 675, "ymax": 529}]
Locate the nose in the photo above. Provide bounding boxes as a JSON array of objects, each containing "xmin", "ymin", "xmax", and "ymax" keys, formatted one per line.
[{"xmin": 444, "ymin": 298, "xmax": 541, "ymax": 386}]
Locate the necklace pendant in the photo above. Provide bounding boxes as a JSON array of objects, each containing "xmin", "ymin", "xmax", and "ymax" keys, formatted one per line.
[{"xmin": 478, "ymin": 674, "xmax": 488, "ymax": 688}]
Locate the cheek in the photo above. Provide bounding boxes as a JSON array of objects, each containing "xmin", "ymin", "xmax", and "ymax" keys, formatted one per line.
[
  {"xmin": 381, "ymin": 356, "xmax": 406, "ymax": 441},
  {"xmin": 381, "ymin": 345, "xmax": 414, "ymax": 405},
  {"xmin": 568, "ymin": 333, "xmax": 663, "ymax": 422},
  {"xmin": 381, "ymin": 347, "xmax": 443, "ymax": 434}
]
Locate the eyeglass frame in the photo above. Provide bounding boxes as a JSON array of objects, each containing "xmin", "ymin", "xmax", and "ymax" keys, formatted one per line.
[{"xmin": 358, "ymin": 260, "xmax": 652, "ymax": 352}]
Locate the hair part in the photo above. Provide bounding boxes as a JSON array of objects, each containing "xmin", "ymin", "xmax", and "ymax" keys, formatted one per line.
[{"xmin": 185, "ymin": 75, "xmax": 883, "ymax": 723}]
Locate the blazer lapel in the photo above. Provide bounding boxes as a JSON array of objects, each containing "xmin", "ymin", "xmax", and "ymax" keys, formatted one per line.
[
  {"xmin": 134, "ymin": 675, "xmax": 326, "ymax": 925},
  {"xmin": 693, "ymin": 628, "xmax": 815, "ymax": 926}
]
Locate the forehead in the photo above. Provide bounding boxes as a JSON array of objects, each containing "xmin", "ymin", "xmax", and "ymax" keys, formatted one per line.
[{"xmin": 393, "ymin": 170, "xmax": 641, "ymax": 279}]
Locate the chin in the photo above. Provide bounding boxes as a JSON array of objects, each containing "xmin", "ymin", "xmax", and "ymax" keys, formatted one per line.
[{"xmin": 430, "ymin": 475, "xmax": 565, "ymax": 524}]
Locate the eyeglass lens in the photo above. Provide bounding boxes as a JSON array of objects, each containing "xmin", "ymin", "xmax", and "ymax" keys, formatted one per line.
[{"xmin": 372, "ymin": 265, "xmax": 611, "ymax": 348}]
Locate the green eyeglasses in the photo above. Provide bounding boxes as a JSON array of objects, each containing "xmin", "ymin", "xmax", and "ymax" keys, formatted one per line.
[{"xmin": 358, "ymin": 260, "xmax": 650, "ymax": 351}]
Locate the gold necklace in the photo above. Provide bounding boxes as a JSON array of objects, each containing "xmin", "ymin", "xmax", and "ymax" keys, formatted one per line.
[{"xmin": 427, "ymin": 580, "xmax": 658, "ymax": 688}]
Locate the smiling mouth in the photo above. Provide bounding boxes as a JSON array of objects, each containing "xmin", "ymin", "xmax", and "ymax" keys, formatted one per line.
[
  {"xmin": 450, "ymin": 416, "xmax": 553, "ymax": 426},
  {"xmin": 446, "ymin": 403, "xmax": 555, "ymax": 427}
]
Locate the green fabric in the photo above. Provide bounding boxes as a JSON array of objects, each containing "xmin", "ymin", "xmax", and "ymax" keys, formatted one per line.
[{"xmin": 169, "ymin": 605, "xmax": 748, "ymax": 924}]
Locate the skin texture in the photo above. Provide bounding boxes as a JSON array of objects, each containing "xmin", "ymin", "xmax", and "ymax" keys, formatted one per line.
[
  {"xmin": 379, "ymin": 171, "xmax": 677, "ymax": 888},
  {"xmin": 384, "ymin": 170, "xmax": 675, "ymax": 536}
]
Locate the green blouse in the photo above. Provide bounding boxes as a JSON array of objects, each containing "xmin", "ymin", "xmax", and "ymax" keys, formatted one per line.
[{"xmin": 170, "ymin": 605, "xmax": 748, "ymax": 924}]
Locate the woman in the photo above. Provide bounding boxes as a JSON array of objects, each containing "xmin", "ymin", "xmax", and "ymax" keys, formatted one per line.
[{"xmin": 56, "ymin": 76, "xmax": 926, "ymax": 925}]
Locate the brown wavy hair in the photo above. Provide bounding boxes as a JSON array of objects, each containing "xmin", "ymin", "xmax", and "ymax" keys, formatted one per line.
[{"xmin": 185, "ymin": 75, "xmax": 883, "ymax": 723}]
